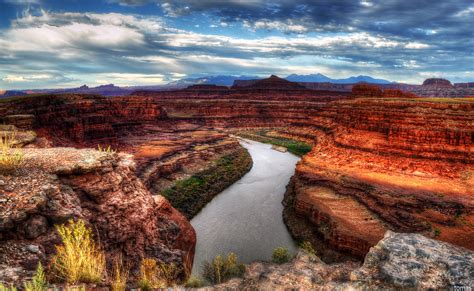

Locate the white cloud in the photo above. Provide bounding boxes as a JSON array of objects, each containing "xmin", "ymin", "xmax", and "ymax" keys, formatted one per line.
[
  {"xmin": 405, "ymin": 42, "xmax": 430, "ymax": 49},
  {"xmin": 92, "ymin": 73, "xmax": 166, "ymax": 86},
  {"xmin": 2, "ymin": 74, "xmax": 53, "ymax": 82},
  {"xmin": 161, "ymin": 3, "xmax": 190, "ymax": 17},
  {"xmin": 2, "ymin": 75, "xmax": 26, "ymax": 82},
  {"xmin": 4, "ymin": 0, "xmax": 40, "ymax": 4},
  {"xmin": 455, "ymin": 6, "xmax": 474, "ymax": 17},
  {"xmin": 243, "ymin": 19, "xmax": 308, "ymax": 33},
  {"xmin": 2, "ymin": 12, "xmax": 159, "ymax": 57}
]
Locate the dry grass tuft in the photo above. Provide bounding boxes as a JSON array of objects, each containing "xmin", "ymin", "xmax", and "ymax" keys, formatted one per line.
[
  {"xmin": 110, "ymin": 255, "xmax": 129, "ymax": 291},
  {"xmin": 138, "ymin": 258, "xmax": 164, "ymax": 290},
  {"xmin": 50, "ymin": 219, "xmax": 106, "ymax": 284},
  {"xmin": 185, "ymin": 276, "xmax": 205, "ymax": 288},
  {"xmin": 0, "ymin": 131, "xmax": 23, "ymax": 174},
  {"xmin": 97, "ymin": 144, "xmax": 116, "ymax": 155},
  {"xmin": 24, "ymin": 262, "xmax": 47, "ymax": 291},
  {"xmin": 138, "ymin": 258, "xmax": 181, "ymax": 290}
]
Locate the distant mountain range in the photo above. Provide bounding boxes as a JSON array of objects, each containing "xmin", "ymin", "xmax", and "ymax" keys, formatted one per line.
[
  {"xmin": 0, "ymin": 73, "xmax": 393, "ymax": 97},
  {"xmin": 166, "ymin": 75, "xmax": 259, "ymax": 87},
  {"xmin": 169, "ymin": 74, "xmax": 392, "ymax": 86},
  {"xmin": 286, "ymin": 74, "xmax": 392, "ymax": 84}
]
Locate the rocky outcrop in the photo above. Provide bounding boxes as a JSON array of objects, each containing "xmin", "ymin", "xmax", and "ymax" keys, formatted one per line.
[
  {"xmin": 212, "ymin": 231, "xmax": 474, "ymax": 290},
  {"xmin": 232, "ymin": 75, "xmax": 306, "ymax": 90},
  {"xmin": 382, "ymin": 89, "xmax": 418, "ymax": 98},
  {"xmin": 0, "ymin": 148, "xmax": 195, "ymax": 284},
  {"xmin": 423, "ymin": 78, "xmax": 453, "ymax": 87},
  {"xmin": 351, "ymin": 83, "xmax": 383, "ymax": 97},
  {"xmin": 352, "ymin": 85, "xmax": 419, "ymax": 98},
  {"xmin": 352, "ymin": 231, "xmax": 474, "ymax": 289}
]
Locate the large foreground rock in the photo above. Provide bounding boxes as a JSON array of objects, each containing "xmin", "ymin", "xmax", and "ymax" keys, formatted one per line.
[
  {"xmin": 352, "ymin": 231, "xmax": 474, "ymax": 289},
  {"xmin": 212, "ymin": 231, "xmax": 474, "ymax": 290},
  {"xmin": 0, "ymin": 148, "xmax": 196, "ymax": 284}
]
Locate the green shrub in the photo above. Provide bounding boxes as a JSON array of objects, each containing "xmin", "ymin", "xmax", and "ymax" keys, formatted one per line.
[
  {"xmin": 272, "ymin": 247, "xmax": 292, "ymax": 264},
  {"xmin": 24, "ymin": 262, "xmax": 47, "ymax": 291},
  {"xmin": 0, "ymin": 283, "xmax": 18, "ymax": 291},
  {"xmin": 201, "ymin": 253, "xmax": 245, "ymax": 284},
  {"xmin": 299, "ymin": 241, "xmax": 317, "ymax": 256},
  {"xmin": 434, "ymin": 228, "xmax": 441, "ymax": 237},
  {"xmin": 184, "ymin": 276, "xmax": 205, "ymax": 288}
]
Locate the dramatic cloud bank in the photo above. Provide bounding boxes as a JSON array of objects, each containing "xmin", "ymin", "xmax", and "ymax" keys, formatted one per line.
[{"xmin": 0, "ymin": 0, "xmax": 472, "ymax": 89}]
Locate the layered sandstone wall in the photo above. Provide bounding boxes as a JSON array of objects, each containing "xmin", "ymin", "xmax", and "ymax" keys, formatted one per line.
[{"xmin": 0, "ymin": 95, "xmax": 165, "ymax": 145}]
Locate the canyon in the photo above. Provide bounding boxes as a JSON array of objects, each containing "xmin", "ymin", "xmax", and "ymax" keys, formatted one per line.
[{"xmin": 0, "ymin": 75, "xmax": 473, "ymax": 288}]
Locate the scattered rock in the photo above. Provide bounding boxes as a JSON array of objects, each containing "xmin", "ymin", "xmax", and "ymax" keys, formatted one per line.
[
  {"xmin": 25, "ymin": 245, "xmax": 40, "ymax": 254},
  {"xmin": 24, "ymin": 215, "xmax": 48, "ymax": 239}
]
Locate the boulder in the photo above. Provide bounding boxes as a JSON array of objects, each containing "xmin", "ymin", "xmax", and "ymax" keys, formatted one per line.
[{"xmin": 352, "ymin": 231, "xmax": 474, "ymax": 289}]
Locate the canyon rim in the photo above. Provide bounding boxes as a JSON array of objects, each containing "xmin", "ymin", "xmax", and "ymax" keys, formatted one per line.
[{"xmin": 1, "ymin": 0, "xmax": 473, "ymax": 290}]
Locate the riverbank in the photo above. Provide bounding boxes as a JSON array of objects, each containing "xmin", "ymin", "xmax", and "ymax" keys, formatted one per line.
[
  {"xmin": 234, "ymin": 129, "xmax": 312, "ymax": 156},
  {"xmin": 160, "ymin": 146, "xmax": 252, "ymax": 219}
]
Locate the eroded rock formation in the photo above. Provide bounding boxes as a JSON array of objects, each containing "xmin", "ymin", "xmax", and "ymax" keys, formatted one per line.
[{"xmin": 0, "ymin": 148, "xmax": 195, "ymax": 284}]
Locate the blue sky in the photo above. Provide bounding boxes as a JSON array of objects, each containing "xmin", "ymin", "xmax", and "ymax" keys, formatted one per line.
[{"xmin": 0, "ymin": 0, "xmax": 473, "ymax": 89}]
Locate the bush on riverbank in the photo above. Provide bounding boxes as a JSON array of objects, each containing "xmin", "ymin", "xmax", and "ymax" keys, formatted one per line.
[
  {"xmin": 272, "ymin": 247, "xmax": 292, "ymax": 264},
  {"xmin": 201, "ymin": 253, "xmax": 245, "ymax": 284},
  {"xmin": 236, "ymin": 130, "xmax": 312, "ymax": 156},
  {"xmin": 161, "ymin": 148, "xmax": 252, "ymax": 219}
]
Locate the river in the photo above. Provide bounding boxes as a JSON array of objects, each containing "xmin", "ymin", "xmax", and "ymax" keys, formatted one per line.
[{"xmin": 191, "ymin": 139, "xmax": 300, "ymax": 274}]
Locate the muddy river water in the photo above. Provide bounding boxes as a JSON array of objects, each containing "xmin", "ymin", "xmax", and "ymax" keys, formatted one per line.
[{"xmin": 191, "ymin": 139, "xmax": 300, "ymax": 274}]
